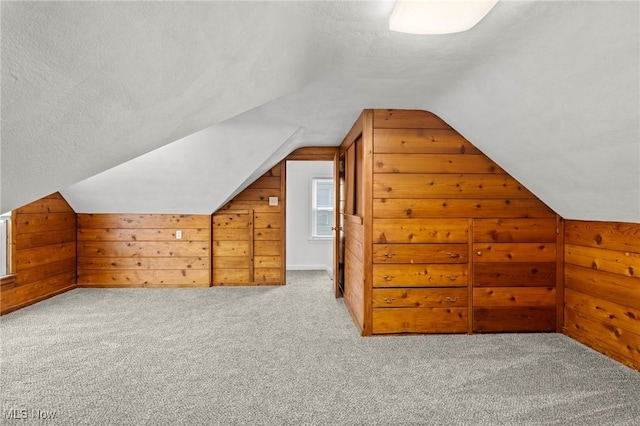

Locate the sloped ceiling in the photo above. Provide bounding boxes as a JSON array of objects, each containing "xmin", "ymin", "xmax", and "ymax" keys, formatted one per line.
[{"xmin": 2, "ymin": 1, "xmax": 639, "ymax": 222}]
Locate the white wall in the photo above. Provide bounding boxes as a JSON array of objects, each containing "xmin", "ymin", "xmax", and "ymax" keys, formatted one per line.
[{"xmin": 286, "ymin": 161, "xmax": 333, "ymax": 275}]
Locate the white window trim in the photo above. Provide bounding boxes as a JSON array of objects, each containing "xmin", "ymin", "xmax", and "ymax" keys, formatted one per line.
[
  {"xmin": 1, "ymin": 211, "xmax": 12, "ymax": 277},
  {"xmin": 310, "ymin": 177, "xmax": 334, "ymax": 241}
]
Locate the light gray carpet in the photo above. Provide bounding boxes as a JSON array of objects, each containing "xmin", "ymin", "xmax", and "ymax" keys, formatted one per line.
[{"xmin": 1, "ymin": 270, "xmax": 639, "ymax": 425}]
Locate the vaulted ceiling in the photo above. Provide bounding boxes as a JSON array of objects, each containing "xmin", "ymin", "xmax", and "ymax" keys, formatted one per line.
[{"xmin": 2, "ymin": 1, "xmax": 638, "ymax": 222}]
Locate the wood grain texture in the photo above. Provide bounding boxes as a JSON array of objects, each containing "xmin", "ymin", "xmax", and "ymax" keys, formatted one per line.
[
  {"xmin": 565, "ymin": 308, "xmax": 640, "ymax": 368},
  {"xmin": 372, "ymin": 307, "xmax": 467, "ymax": 334},
  {"xmin": 473, "ymin": 243, "xmax": 556, "ymax": 263},
  {"xmin": 565, "ymin": 243, "xmax": 639, "ymax": 278},
  {"xmin": 373, "ymin": 244, "xmax": 468, "ymax": 264},
  {"xmin": 565, "ymin": 221, "xmax": 640, "ymax": 252},
  {"xmin": 373, "ymin": 110, "xmax": 452, "ymax": 129},
  {"xmin": 372, "ymin": 264, "xmax": 468, "ymax": 287},
  {"xmin": 342, "ymin": 110, "xmax": 560, "ymax": 336},
  {"xmin": 373, "ymin": 174, "xmax": 535, "ymax": 199},
  {"xmin": 373, "ymin": 218, "xmax": 468, "ymax": 244},
  {"xmin": 2, "ymin": 193, "xmax": 77, "ymax": 315},
  {"xmin": 373, "ymin": 198, "xmax": 555, "ymax": 219},
  {"xmin": 473, "ymin": 218, "xmax": 557, "ymax": 243},
  {"xmin": 373, "ymin": 154, "xmax": 503, "ymax": 174},
  {"xmin": 78, "ymin": 213, "xmax": 210, "ymax": 288},
  {"xmin": 565, "ymin": 288, "xmax": 639, "ymax": 335},
  {"xmin": 373, "ymin": 129, "xmax": 482, "ymax": 154},
  {"xmin": 78, "ymin": 214, "xmax": 209, "ymax": 229},
  {"xmin": 565, "ymin": 264, "xmax": 640, "ymax": 310},
  {"xmin": 473, "ymin": 287, "xmax": 556, "ymax": 307},
  {"xmin": 473, "ymin": 307, "xmax": 556, "ymax": 332},
  {"xmin": 372, "ymin": 288, "xmax": 467, "ymax": 308},
  {"xmin": 344, "ymin": 221, "xmax": 365, "ymax": 332},
  {"xmin": 213, "ymin": 163, "xmax": 285, "ymax": 286},
  {"xmin": 473, "ymin": 262, "xmax": 556, "ymax": 287},
  {"xmin": 563, "ymin": 220, "xmax": 640, "ymax": 370}
]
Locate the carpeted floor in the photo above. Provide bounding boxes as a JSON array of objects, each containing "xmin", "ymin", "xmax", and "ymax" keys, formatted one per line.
[{"xmin": 1, "ymin": 270, "xmax": 639, "ymax": 425}]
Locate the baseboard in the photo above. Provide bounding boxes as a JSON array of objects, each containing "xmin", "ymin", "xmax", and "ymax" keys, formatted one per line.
[{"xmin": 287, "ymin": 264, "xmax": 333, "ymax": 276}]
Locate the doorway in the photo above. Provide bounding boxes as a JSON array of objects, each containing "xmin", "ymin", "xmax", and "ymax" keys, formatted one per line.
[{"xmin": 284, "ymin": 147, "xmax": 339, "ymax": 294}]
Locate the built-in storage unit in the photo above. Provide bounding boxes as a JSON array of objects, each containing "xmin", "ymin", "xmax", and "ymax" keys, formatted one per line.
[
  {"xmin": 212, "ymin": 163, "xmax": 286, "ymax": 285},
  {"xmin": 338, "ymin": 110, "xmax": 560, "ymax": 335}
]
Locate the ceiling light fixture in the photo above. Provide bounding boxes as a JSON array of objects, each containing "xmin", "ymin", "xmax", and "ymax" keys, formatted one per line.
[{"xmin": 389, "ymin": 0, "xmax": 499, "ymax": 35}]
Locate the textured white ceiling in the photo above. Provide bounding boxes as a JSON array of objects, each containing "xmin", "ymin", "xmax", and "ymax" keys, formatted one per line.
[{"xmin": 2, "ymin": 1, "xmax": 639, "ymax": 222}]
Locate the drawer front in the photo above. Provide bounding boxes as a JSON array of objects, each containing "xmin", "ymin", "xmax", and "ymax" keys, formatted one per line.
[
  {"xmin": 373, "ymin": 219, "xmax": 468, "ymax": 244},
  {"xmin": 473, "ymin": 287, "xmax": 556, "ymax": 308},
  {"xmin": 373, "ymin": 288, "xmax": 467, "ymax": 308},
  {"xmin": 372, "ymin": 307, "xmax": 467, "ymax": 334},
  {"xmin": 373, "ymin": 244, "xmax": 468, "ymax": 264},
  {"xmin": 474, "ymin": 262, "xmax": 556, "ymax": 287},
  {"xmin": 373, "ymin": 264, "xmax": 468, "ymax": 287}
]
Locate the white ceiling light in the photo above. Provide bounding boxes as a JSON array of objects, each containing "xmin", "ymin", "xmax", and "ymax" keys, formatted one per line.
[{"xmin": 389, "ymin": 0, "xmax": 499, "ymax": 35}]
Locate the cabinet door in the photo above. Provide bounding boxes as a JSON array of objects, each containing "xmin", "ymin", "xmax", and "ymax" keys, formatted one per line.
[
  {"xmin": 212, "ymin": 211, "xmax": 253, "ymax": 285},
  {"xmin": 472, "ymin": 218, "xmax": 557, "ymax": 332}
]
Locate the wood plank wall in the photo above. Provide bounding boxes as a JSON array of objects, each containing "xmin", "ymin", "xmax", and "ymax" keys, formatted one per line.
[
  {"xmin": 1, "ymin": 193, "xmax": 77, "ymax": 314},
  {"xmin": 213, "ymin": 163, "xmax": 285, "ymax": 285},
  {"xmin": 564, "ymin": 220, "xmax": 640, "ymax": 370},
  {"xmin": 344, "ymin": 216, "xmax": 365, "ymax": 331},
  {"xmin": 368, "ymin": 109, "xmax": 558, "ymax": 334},
  {"xmin": 77, "ymin": 214, "xmax": 210, "ymax": 287}
]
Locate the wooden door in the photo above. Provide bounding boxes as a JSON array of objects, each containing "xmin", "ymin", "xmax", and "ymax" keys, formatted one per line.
[
  {"xmin": 335, "ymin": 153, "xmax": 346, "ymax": 297},
  {"xmin": 212, "ymin": 210, "xmax": 253, "ymax": 285}
]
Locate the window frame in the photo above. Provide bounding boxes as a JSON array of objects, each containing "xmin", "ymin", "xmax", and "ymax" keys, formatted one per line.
[
  {"xmin": 0, "ymin": 211, "xmax": 16, "ymax": 286},
  {"xmin": 310, "ymin": 177, "xmax": 334, "ymax": 240}
]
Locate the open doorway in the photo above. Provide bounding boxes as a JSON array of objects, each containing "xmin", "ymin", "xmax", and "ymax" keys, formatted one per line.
[
  {"xmin": 284, "ymin": 147, "xmax": 339, "ymax": 293},
  {"xmin": 285, "ymin": 160, "xmax": 334, "ymax": 278}
]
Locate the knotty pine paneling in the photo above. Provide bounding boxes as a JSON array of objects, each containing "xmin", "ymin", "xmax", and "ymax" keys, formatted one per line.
[
  {"xmin": 366, "ymin": 109, "xmax": 559, "ymax": 335},
  {"xmin": 564, "ymin": 220, "xmax": 640, "ymax": 370},
  {"xmin": 77, "ymin": 214, "xmax": 210, "ymax": 287},
  {"xmin": 1, "ymin": 193, "xmax": 77, "ymax": 314},
  {"xmin": 344, "ymin": 218, "xmax": 365, "ymax": 331},
  {"xmin": 213, "ymin": 163, "xmax": 285, "ymax": 285}
]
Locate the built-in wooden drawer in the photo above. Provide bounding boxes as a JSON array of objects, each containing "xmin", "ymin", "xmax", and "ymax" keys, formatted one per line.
[
  {"xmin": 473, "ymin": 218, "xmax": 557, "ymax": 243},
  {"xmin": 473, "ymin": 262, "xmax": 555, "ymax": 287},
  {"xmin": 473, "ymin": 307, "xmax": 556, "ymax": 333},
  {"xmin": 373, "ymin": 264, "xmax": 468, "ymax": 287},
  {"xmin": 473, "ymin": 243, "xmax": 556, "ymax": 263},
  {"xmin": 473, "ymin": 287, "xmax": 556, "ymax": 307},
  {"xmin": 372, "ymin": 307, "xmax": 467, "ymax": 334},
  {"xmin": 373, "ymin": 244, "xmax": 467, "ymax": 264},
  {"xmin": 373, "ymin": 288, "xmax": 467, "ymax": 308},
  {"xmin": 372, "ymin": 218, "xmax": 468, "ymax": 244}
]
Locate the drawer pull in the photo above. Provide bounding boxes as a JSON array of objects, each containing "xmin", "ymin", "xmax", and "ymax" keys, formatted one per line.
[
  {"xmin": 447, "ymin": 275, "xmax": 458, "ymax": 281},
  {"xmin": 383, "ymin": 275, "xmax": 394, "ymax": 281},
  {"xmin": 445, "ymin": 297, "xmax": 458, "ymax": 302},
  {"xmin": 384, "ymin": 253, "xmax": 395, "ymax": 259},
  {"xmin": 447, "ymin": 252, "xmax": 460, "ymax": 259},
  {"xmin": 477, "ymin": 251, "xmax": 483, "ymax": 256},
  {"xmin": 382, "ymin": 298, "xmax": 395, "ymax": 304}
]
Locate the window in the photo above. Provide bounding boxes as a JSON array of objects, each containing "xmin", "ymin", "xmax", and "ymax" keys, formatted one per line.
[
  {"xmin": 1, "ymin": 212, "xmax": 11, "ymax": 276},
  {"xmin": 312, "ymin": 178, "xmax": 334, "ymax": 239}
]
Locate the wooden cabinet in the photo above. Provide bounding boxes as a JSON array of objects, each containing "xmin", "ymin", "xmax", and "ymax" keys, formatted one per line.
[
  {"xmin": 339, "ymin": 109, "xmax": 560, "ymax": 336},
  {"xmin": 371, "ymin": 218, "xmax": 469, "ymax": 334},
  {"xmin": 212, "ymin": 164, "xmax": 285, "ymax": 286}
]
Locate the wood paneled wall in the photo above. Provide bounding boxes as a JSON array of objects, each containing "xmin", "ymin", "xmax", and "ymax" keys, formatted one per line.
[
  {"xmin": 213, "ymin": 163, "xmax": 285, "ymax": 285},
  {"xmin": 344, "ymin": 216, "xmax": 365, "ymax": 331},
  {"xmin": 338, "ymin": 109, "xmax": 559, "ymax": 335},
  {"xmin": 77, "ymin": 214, "xmax": 210, "ymax": 287},
  {"xmin": 1, "ymin": 193, "xmax": 77, "ymax": 314},
  {"xmin": 564, "ymin": 220, "xmax": 640, "ymax": 370}
]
